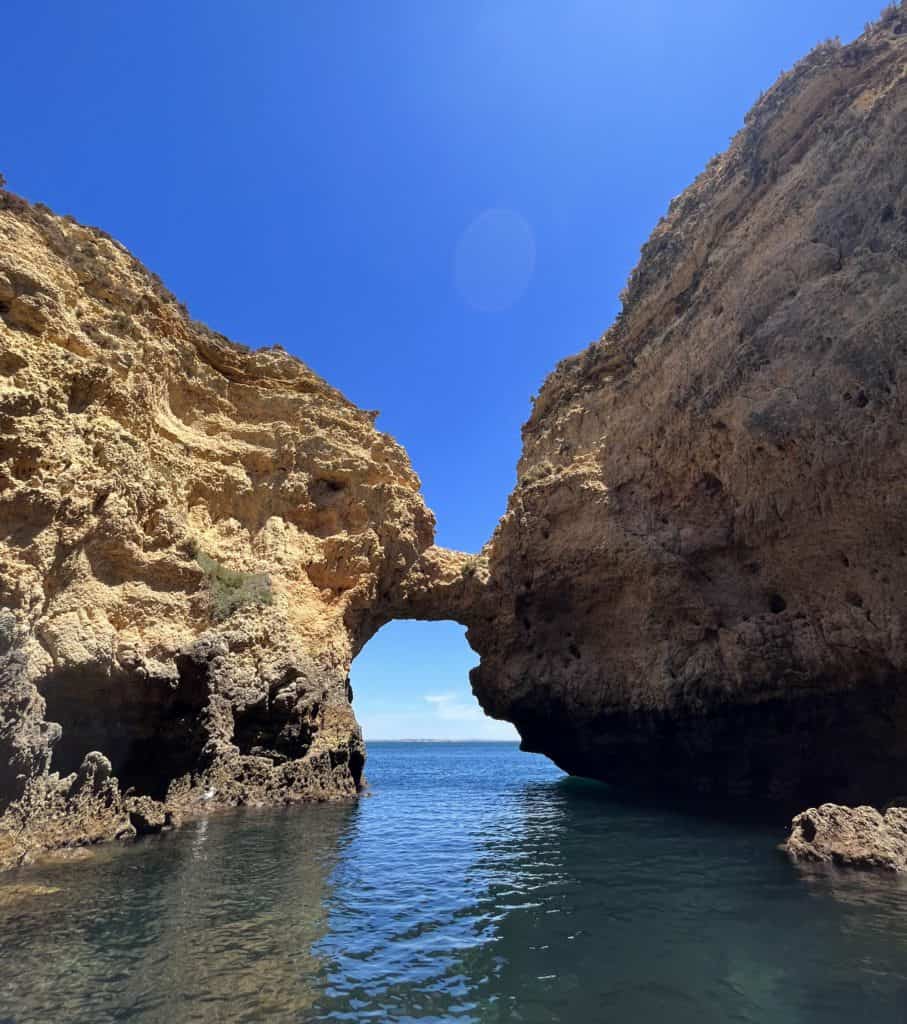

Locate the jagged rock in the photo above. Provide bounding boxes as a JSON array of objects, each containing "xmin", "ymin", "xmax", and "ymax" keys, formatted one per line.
[
  {"xmin": 469, "ymin": 11, "xmax": 907, "ymax": 807},
  {"xmin": 4, "ymin": 8, "xmax": 907, "ymax": 872},
  {"xmin": 784, "ymin": 803, "xmax": 907, "ymax": 872},
  {"xmin": 126, "ymin": 795, "xmax": 177, "ymax": 836},
  {"xmin": 0, "ymin": 183, "xmax": 435, "ymax": 867},
  {"xmin": 70, "ymin": 751, "xmax": 112, "ymax": 795}
]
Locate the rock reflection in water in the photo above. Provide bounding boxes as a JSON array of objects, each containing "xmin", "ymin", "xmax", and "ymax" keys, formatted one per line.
[
  {"xmin": 0, "ymin": 802, "xmax": 354, "ymax": 1022},
  {"xmin": 309, "ymin": 746, "xmax": 907, "ymax": 1024},
  {"xmin": 4, "ymin": 744, "xmax": 907, "ymax": 1023}
]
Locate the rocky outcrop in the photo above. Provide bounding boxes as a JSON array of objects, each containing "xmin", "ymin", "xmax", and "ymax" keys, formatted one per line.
[
  {"xmin": 784, "ymin": 803, "xmax": 907, "ymax": 871},
  {"xmin": 126, "ymin": 794, "xmax": 179, "ymax": 836},
  {"xmin": 0, "ymin": 189, "xmax": 435, "ymax": 866},
  {"xmin": 5, "ymin": 7, "xmax": 907, "ymax": 870},
  {"xmin": 469, "ymin": 9, "xmax": 907, "ymax": 808}
]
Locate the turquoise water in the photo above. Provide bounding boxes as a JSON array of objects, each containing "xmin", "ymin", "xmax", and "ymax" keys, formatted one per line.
[{"xmin": 2, "ymin": 741, "xmax": 907, "ymax": 1022}]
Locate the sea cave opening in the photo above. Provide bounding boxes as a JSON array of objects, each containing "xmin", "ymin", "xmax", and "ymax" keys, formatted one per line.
[
  {"xmin": 41, "ymin": 665, "xmax": 209, "ymax": 800},
  {"xmin": 349, "ymin": 620, "xmax": 517, "ymax": 743}
]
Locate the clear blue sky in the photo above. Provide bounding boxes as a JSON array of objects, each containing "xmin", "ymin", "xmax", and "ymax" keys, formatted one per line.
[{"xmin": 2, "ymin": 0, "xmax": 883, "ymax": 739}]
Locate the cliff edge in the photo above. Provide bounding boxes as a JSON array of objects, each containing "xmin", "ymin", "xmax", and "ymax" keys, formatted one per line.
[
  {"xmin": 470, "ymin": 8, "xmax": 907, "ymax": 808},
  {"xmin": 0, "ymin": 190, "xmax": 441, "ymax": 866}
]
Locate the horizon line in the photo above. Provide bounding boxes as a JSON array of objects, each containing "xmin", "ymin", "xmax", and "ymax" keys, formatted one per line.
[{"xmin": 365, "ymin": 737, "xmax": 520, "ymax": 743}]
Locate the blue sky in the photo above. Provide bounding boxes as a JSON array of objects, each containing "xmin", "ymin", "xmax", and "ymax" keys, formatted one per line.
[{"xmin": 2, "ymin": 0, "xmax": 884, "ymax": 739}]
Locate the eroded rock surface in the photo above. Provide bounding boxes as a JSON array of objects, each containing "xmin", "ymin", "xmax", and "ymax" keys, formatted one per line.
[
  {"xmin": 0, "ymin": 189, "xmax": 435, "ymax": 866},
  {"xmin": 470, "ymin": 10, "xmax": 907, "ymax": 808},
  {"xmin": 784, "ymin": 803, "xmax": 907, "ymax": 872},
  {"xmin": 5, "ymin": 8, "xmax": 907, "ymax": 870}
]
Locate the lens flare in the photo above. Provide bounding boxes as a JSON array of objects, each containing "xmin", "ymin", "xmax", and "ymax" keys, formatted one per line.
[{"xmin": 454, "ymin": 208, "xmax": 536, "ymax": 312}]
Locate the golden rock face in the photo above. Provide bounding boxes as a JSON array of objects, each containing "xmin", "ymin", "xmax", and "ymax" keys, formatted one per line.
[
  {"xmin": 0, "ymin": 191, "xmax": 438, "ymax": 866},
  {"xmin": 5, "ymin": 10, "xmax": 907, "ymax": 869}
]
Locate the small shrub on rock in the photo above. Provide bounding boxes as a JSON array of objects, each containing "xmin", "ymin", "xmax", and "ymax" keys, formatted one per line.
[
  {"xmin": 195, "ymin": 550, "xmax": 272, "ymax": 619},
  {"xmin": 460, "ymin": 558, "xmax": 478, "ymax": 579}
]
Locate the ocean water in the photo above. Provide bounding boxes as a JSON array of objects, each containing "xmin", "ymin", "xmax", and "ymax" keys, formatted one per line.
[{"xmin": 2, "ymin": 741, "xmax": 907, "ymax": 1023}]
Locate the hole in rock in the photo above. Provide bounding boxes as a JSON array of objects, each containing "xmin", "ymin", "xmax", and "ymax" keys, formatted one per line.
[
  {"xmin": 349, "ymin": 749, "xmax": 365, "ymax": 788},
  {"xmin": 233, "ymin": 692, "xmax": 318, "ymax": 762},
  {"xmin": 700, "ymin": 472, "xmax": 723, "ymax": 496},
  {"xmin": 310, "ymin": 476, "xmax": 347, "ymax": 505},
  {"xmin": 0, "ymin": 349, "xmax": 26, "ymax": 376},
  {"xmin": 349, "ymin": 620, "xmax": 517, "ymax": 742},
  {"xmin": 41, "ymin": 666, "xmax": 208, "ymax": 799},
  {"xmin": 67, "ymin": 377, "xmax": 99, "ymax": 414},
  {"xmin": 768, "ymin": 593, "xmax": 787, "ymax": 614}
]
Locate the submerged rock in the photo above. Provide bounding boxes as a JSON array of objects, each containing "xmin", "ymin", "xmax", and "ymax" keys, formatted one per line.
[
  {"xmin": 0, "ymin": 883, "xmax": 61, "ymax": 905},
  {"xmin": 784, "ymin": 804, "xmax": 907, "ymax": 872}
]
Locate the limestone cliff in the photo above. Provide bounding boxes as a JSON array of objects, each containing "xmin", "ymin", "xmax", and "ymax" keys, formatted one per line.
[
  {"xmin": 6, "ymin": 7, "xmax": 907, "ymax": 869},
  {"xmin": 0, "ymin": 189, "xmax": 441, "ymax": 866},
  {"xmin": 470, "ymin": 9, "xmax": 907, "ymax": 808}
]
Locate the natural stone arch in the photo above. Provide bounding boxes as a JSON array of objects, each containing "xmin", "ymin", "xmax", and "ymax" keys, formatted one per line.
[
  {"xmin": 346, "ymin": 545, "xmax": 507, "ymax": 743},
  {"xmin": 346, "ymin": 617, "xmax": 494, "ymax": 742},
  {"xmin": 361, "ymin": 546, "xmax": 492, "ymax": 639}
]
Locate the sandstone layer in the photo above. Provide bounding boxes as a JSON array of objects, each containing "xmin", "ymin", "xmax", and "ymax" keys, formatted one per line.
[
  {"xmin": 469, "ymin": 10, "xmax": 907, "ymax": 808},
  {"xmin": 0, "ymin": 188, "xmax": 476, "ymax": 866}
]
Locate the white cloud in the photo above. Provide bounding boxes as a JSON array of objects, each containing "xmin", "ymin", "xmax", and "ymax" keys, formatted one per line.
[
  {"xmin": 421, "ymin": 693, "xmax": 518, "ymax": 737},
  {"xmin": 423, "ymin": 693, "xmax": 485, "ymax": 721},
  {"xmin": 354, "ymin": 689, "xmax": 519, "ymax": 742}
]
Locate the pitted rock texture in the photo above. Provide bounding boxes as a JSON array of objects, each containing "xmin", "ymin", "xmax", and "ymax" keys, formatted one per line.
[
  {"xmin": 470, "ymin": 11, "xmax": 907, "ymax": 807},
  {"xmin": 5, "ymin": 9, "xmax": 907, "ymax": 870},
  {"xmin": 784, "ymin": 803, "xmax": 907, "ymax": 872},
  {"xmin": 372, "ymin": 545, "xmax": 491, "ymax": 631},
  {"xmin": 0, "ymin": 189, "xmax": 435, "ymax": 867}
]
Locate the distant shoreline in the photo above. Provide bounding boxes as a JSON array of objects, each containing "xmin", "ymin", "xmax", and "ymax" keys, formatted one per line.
[{"xmin": 366, "ymin": 738, "xmax": 520, "ymax": 744}]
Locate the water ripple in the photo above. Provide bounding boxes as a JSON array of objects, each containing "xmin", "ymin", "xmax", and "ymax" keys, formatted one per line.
[{"xmin": 3, "ymin": 743, "xmax": 907, "ymax": 1022}]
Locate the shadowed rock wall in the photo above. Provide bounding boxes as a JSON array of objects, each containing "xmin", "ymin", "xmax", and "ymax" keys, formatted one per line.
[{"xmin": 468, "ymin": 10, "xmax": 907, "ymax": 809}]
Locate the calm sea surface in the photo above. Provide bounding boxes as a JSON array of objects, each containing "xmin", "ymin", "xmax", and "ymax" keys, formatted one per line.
[{"xmin": 2, "ymin": 741, "xmax": 907, "ymax": 1022}]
